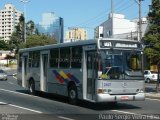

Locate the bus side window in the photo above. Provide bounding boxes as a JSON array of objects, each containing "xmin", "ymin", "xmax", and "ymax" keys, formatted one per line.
[
  {"xmin": 30, "ymin": 51, "xmax": 40, "ymax": 68},
  {"xmin": 35, "ymin": 51, "xmax": 40, "ymax": 67},
  {"xmin": 60, "ymin": 47, "xmax": 70, "ymax": 68},
  {"xmin": 50, "ymin": 48, "xmax": 59, "ymax": 68},
  {"xmin": 71, "ymin": 46, "xmax": 82, "ymax": 68},
  {"xmin": 18, "ymin": 53, "xmax": 22, "ymax": 71}
]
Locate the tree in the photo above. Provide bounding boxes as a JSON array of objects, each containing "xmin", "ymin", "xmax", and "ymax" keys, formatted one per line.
[
  {"xmin": 0, "ymin": 40, "xmax": 9, "ymax": 50},
  {"xmin": 9, "ymin": 15, "xmax": 25, "ymax": 53},
  {"xmin": 144, "ymin": 0, "xmax": 160, "ymax": 92},
  {"xmin": 25, "ymin": 34, "xmax": 56, "ymax": 48},
  {"xmin": 15, "ymin": 14, "xmax": 25, "ymax": 42},
  {"xmin": 26, "ymin": 20, "xmax": 36, "ymax": 35},
  {"xmin": 144, "ymin": 0, "xmax": 160, "ymax": 64},
  {"xmin": 5, "ymin": 54, "xmax": 16, "ymax": 67}
]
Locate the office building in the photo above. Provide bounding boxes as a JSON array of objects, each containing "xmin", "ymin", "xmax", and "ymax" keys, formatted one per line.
[
  {"xmin": 0, "ymin": 4, "xmax": 22, "ymax": 41},
  {"xmin": 36, "ymin": 12, "xmax": 64, "ymax": 43}
]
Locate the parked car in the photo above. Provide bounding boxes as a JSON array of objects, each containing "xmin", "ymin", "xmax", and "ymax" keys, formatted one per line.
[
  {"xmin": 144, "ymin": 70, "xmax": 158, "ymax": 83},
  {"xmin": 0, "ymin": 69, "xmax": 7, "ymax": 81}
]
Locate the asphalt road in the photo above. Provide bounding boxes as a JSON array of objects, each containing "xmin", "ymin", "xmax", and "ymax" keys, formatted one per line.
[{"xmin": 0, "ymin": 69, "xmax": 160, "ymax": 120}]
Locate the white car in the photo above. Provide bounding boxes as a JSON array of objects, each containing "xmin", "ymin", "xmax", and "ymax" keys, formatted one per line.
[
  {"xmin": 144, "ymin": 70, "xmax": 158, "ymax": 83},
  {"xmin": 0, "ymin": 69, "xmax": 7, "ymax": 81}
]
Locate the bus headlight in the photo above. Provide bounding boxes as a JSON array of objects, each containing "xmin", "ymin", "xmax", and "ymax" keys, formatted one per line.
[
  {"xmin": 136, "ymin": 89, "xmax": 144, "ymax": 93},
  {"xmin": 97, "ymin": 89, "xmax": 112, "ymax": 94},
  {"xmin": 108, "ymin": 89, "xmax": 112, "ymax": 93},
  {"xmin": 97, "ymin": 89, "xmax": 104, "ymax": 94}
]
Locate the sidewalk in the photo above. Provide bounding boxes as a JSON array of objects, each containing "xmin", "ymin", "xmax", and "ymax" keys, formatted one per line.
[
  {"xmin": 145, "ymin": 87, "xmax": 160, "ymax": 99},
  {"xmin": 145, "ymin": 92, "xmax": 160, "ymax": 99}
]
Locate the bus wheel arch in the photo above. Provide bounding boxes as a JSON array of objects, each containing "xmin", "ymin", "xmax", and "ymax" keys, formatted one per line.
[
  {"xmin": 68, "ymin": 81, "xmax": 78, "ymax": 105},
  {"xmin": 29, "ymin": 78, "xmax": 36, "ymax": 95}
]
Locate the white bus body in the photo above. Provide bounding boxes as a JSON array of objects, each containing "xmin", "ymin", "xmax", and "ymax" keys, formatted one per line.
[{"xmin": 17, "ymin": 38, "xmax": 145, "ymax": 104}]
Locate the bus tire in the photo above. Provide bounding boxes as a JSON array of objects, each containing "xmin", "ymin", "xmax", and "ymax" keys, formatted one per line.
[
  {"xmin": 29, "ymin": 79, "xmax": 36, "ymax": 95},
  {"xmin": 68, "ymin": 85, "xmax": 78, "ymax": 105}
]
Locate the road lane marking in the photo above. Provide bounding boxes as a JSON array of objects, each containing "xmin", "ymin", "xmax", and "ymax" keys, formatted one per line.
[
  {"xmin": 0, "ymin": 88, "xmax": 40, "ymax": 99},
  {"xmin": 13, "ymin": 76, "xmax": 17, "ymax": 80},
  {"xmin": 58, "ymin": 116, "xmax": 75, "ymax": 120},
  {"xmin": 0, "ymin": 101, "xmax": 42, "ymax": 113},
  {"xmin": 9, "ymin": 104, "xmax": 43, "ymax": 114},
  {"xmin": 0, "ymin": 89, "xmax": 44, "ymax": 114},
  {"xmin": 0, "ymin": 102, "xmax": 8, "ymax": 105}
]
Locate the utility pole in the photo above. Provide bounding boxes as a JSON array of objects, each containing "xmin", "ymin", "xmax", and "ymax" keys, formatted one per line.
[
  {"xmin": 135, "ymin": 0, "xmax": 145, "ymax": 83},
  {"xmin": 135, "ymin": 0, "xmax": 144, "ymax": 42},
  {"xmin": 111, "ymin": 0, "xmax": 114, "ymax": 37},
  {"xmin": 111, "ymin": 0, "xmax": 114, "ymax": 15}
]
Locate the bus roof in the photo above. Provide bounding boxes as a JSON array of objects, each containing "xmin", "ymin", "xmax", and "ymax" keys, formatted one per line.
[{"xmin": 19, "ymin": 38, "xmax": 141, "ymax": 53}]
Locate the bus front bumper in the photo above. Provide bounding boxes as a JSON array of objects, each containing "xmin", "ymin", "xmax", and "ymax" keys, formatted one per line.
[{"xmin": 96, "ymin": 93, "xmax": 145, "ymax": 102}]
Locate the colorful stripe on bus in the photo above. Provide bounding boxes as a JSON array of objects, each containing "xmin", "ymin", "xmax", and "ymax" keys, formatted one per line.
[{"xmin": 52, "ymin": 70, "xmax": 80, "ymax": 84}]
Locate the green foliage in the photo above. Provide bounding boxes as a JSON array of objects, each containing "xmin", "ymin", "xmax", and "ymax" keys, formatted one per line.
[
  {"xmin": 0, "ymin": 40, "xmax": 9, "ymax": 50},
  {"xmin": 25, "ymin": 35, "xmax": 56, "ymax": 48},
  {"xmin": 9, "ymin": 15, "xmax": 25, "ymax": 53},
  {"xmin": 9, "ymin": 32, "xmax": 24, "ymax": 53},
  {"xmin": 144, "ymin": 0, "xmax": 160, "ymax": 65},
  {"xmin": 26, "ymin": 20, "xmax": 36, "ymax": 35}
]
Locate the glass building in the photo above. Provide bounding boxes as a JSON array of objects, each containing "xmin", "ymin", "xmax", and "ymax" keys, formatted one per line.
[{"xmin": 36, "ymin": 12, "xmax": 64, "ymax": 43}]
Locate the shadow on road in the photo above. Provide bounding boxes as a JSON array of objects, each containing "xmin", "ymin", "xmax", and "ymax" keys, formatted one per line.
[
  {"xmin": 16, "ymin": 90, "xmax": 30, "ymax": 94},
  {"xmin": 16, "ymin": 90, "xmax": 141, "ymax": 111},
  {"xmin": 77, "ymin": 101, "xmax": 141, "ymax": 111}
]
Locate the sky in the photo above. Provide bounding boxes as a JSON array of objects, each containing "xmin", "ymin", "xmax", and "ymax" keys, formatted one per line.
[{"xmin": 0, "ymin": 0, "xmax": 151, "ymax": 39}]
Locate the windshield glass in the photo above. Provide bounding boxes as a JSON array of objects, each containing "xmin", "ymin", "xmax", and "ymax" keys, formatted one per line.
[{"xmin": 99, "ymin": 50, "xmax": 143, "ymax": 80}]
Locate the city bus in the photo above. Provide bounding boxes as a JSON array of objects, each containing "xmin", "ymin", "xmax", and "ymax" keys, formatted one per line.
[{"xmin": 17, "ymin": 38, "xmax": 145, "ymax": 104}]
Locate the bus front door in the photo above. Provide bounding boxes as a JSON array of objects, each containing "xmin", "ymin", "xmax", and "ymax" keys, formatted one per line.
[
  {"xmin": 86, "ymin": 51, "xmax": 97, "ymax": 100},
  {"xmin": 22, "ymin": 55, "xmax": 28, "ymax": 88},
  {"xmin": 40, "ymin": 53, "xmax": 49, "ymax": 92}
]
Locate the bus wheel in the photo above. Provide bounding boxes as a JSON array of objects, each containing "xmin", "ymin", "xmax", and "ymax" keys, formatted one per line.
[
  {"xmin": 68, "ymin": 85, "xmax": 78, "ymax": 105},
  {"xmin": 29, "ymin": 80, "xmax": 35, "ymax": 95}
]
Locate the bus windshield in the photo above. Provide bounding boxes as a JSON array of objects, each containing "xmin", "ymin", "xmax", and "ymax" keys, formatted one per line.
[{"xmin": 99, "ymin": 50, "xmax": 143, "ymax": 80}]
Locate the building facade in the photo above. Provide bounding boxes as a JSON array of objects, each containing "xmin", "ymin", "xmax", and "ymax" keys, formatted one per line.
[
  {"xmin": 36, "ymin": 12, "xmax": 64, "ymax": 43},
  {"xmin": 0, "ymin": 4, "xmax": 22, "ymax": 41},
  {"xmin": 94, "ymin": 13, "xmax": 148, "ymax": 40},
  {"xmin": 65, "ymin": 28, "xmax": 87, "ymax": 42}
]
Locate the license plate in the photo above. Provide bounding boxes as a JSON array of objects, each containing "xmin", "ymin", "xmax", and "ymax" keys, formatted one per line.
[{"xmin": 121, "ymin": 96, "xmax": 129, "ymax": 100}]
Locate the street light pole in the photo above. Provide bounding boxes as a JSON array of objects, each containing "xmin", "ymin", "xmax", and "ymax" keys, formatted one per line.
[{"xmin": 20, "ymin": 0, "xmax": 30, "ymax": 43}]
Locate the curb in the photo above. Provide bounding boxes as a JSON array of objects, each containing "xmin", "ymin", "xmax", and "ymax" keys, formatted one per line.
[{"xmin": 145, "ymin": 93, "xmax": 160, "ymax": 99}]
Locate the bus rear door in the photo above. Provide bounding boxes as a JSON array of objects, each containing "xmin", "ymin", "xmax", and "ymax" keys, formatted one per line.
[
  {"xmin": 40, "ymin": 51, "xmax": 49, "ymax": 92},
  {"xmin": 22, "ymin": 53, "xmax": 29, "ymax": 88}
]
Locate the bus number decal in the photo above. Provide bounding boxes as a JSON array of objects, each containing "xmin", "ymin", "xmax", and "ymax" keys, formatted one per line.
[{"xmin": 104, "ymin": 83, "xmax": 111, "ymax": 87}]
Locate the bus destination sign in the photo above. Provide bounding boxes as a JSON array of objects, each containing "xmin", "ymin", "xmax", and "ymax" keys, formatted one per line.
[{"xmin": 99, "ymin": 40, "xmax": 140, "ymax": 49}]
